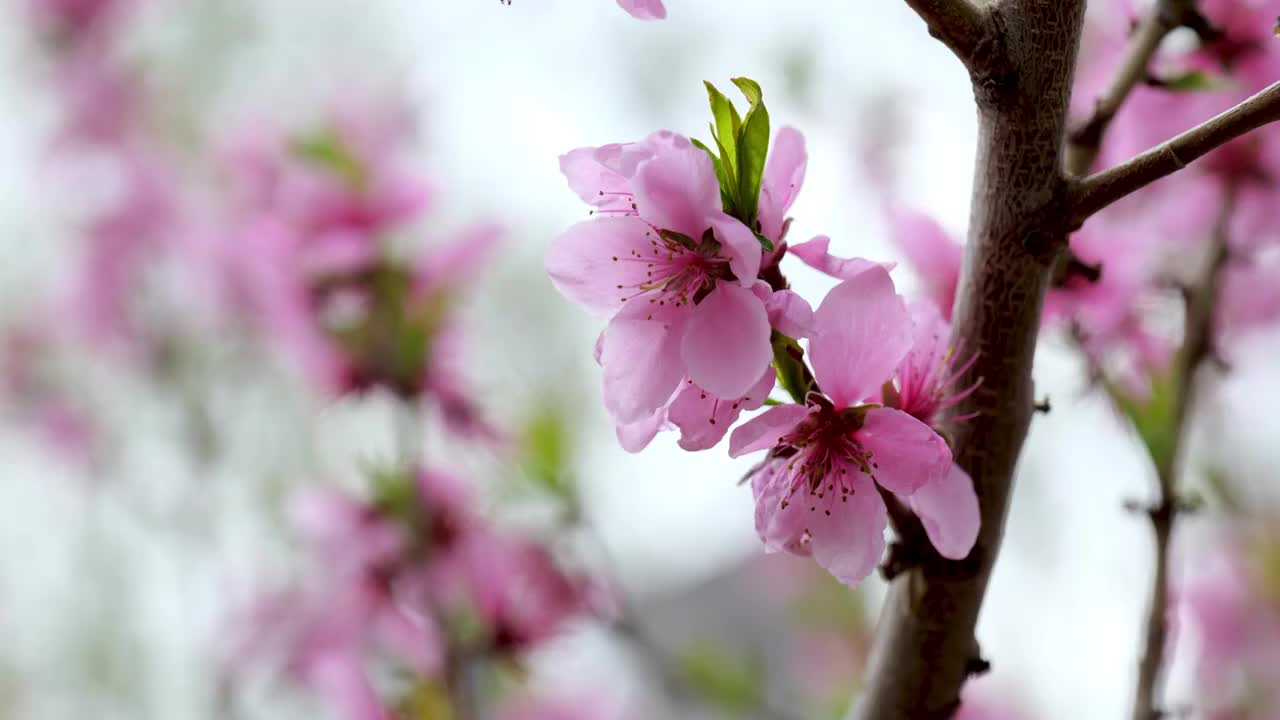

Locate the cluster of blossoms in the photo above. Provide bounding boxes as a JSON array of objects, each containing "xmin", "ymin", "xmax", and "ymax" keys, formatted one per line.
[
  {"xmin": 215, "ymin": 100, "xmax": 613, "ymax": 719},
  {"xmin": 876, "ymin": 0, "xmax": 1280, "ymax": 401},
  {"xmin": 1, "ymin": 0, "xmax": 179, "ymax": 463},
  {"xmin": 547, "ymin": 80, "xmax": 980, "ymax": 587},
  {"xmin": 220, "ymin": 100, "xmax": 500, "ymax": 438},
  {"xmin": 235, "ymin": 468, "xmax": 599, "ymax": 720},
  {"xmin": 1178, "ymin": 520, "xmax": 1280, "ymax": 717},
  {"xmin": 27, "ymin": 0, "xmax": 184, "ymax": 354}
]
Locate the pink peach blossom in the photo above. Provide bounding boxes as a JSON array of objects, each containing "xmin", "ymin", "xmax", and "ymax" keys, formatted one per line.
[
  {"xmin": 729, "ymin": 267, "xmax": 977, "ymax": 585},
  {"xmin": 549, "ymin": 131, "xmax": 771, "ymax": 424}
]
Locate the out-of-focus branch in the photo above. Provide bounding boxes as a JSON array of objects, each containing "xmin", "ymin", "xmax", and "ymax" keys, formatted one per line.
[
  {"xmin": 1064, "ymin": 0, "xmax": 1204, "ymax": 175},
  {"xmin": 1130, "ymin": 184, "xmax": 1234, "ymax": 720},
  {"xmin": 902, "ymin": 0, "xmax": 990, "ymax": 66},
  {"xmin": 1072, "ymin": 81, "xmax": 1280, "ymax": 224}
]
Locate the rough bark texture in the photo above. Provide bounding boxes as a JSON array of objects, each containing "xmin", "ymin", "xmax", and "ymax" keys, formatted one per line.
[{"xmin": 851, "ymin": 3, "xmax": 1086, "ymax": 717}]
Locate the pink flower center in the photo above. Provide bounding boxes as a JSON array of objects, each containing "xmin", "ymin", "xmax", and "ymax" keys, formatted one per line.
[
  {"xmin": 599, "ymin": 190, "xmax": 735, "ymax": 310},
  {"xmin": 894, "ymin": 342, "xmax": 980, "ymax": 425},
  {"xmin": 771, "ymin": 404, "xmax": 878, "ymax": 516}
]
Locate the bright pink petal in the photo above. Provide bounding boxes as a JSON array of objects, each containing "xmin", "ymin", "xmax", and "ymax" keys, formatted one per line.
[
  {"xmin": 670, "ymin": 369, "xmax": 774, "ymax": 451},
  {"xmin": 632, "ymin": 133, "xmax": 720, "ymax": 238},
  {"xmin": 908, "ymin": 462, "xmax": 980, "ymax": 560},
  {"xmin": 710, "ymin": 212, "xmax": 763, "ymax": 286},
  {"xmin": 758, "ymin": 126, "xmax": 807, "ymax": 242},
  {"xmin": 857, "ymin": 407, "xmax": 952, "ymax": 496},
  {"xmin": 546, "ymin": 216, "xmax": 658, "ymax": 318},
  {"xmin": 616, "ymin": 0, "xmax": 666, "ymax": 19},
  {"xmin": 805, "ymin": 473, "xmax": 888, "ymax": 586},
  {"xmin": 681, "ymin": 283, "xmax": 772, "ymax": 399},
  {"xmin": 809, "ymin": 267, "xmax": 913, "ymax": 408},
  {"xmin": 788, "ymin": 235, "xmax": 891, "ymax": 280},
  {"xmin": 600, "ymin": 304, "xmax": 687, "ymax": 424},
  {"xmin": 729, "ymin": 404, "xmax": 810, "ymax": 457}
]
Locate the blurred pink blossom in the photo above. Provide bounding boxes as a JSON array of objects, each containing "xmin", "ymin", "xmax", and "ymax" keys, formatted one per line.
[{"xmin": 616, "ymin": 0, "xmax": 665, "ymax": 21}]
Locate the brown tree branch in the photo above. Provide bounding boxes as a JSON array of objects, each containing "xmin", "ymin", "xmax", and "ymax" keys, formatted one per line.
[
  {"xmin": 901, "ymin": 0, "xmax": 990, "ymax": 66},
  {"xmin": 1071, "ymin": 81, "xmax": 1280, "ymax": 224},
  {"xmin": 849, "ymin": 2, "xmax": 1088, "ymax": 717},
  {"xmin": 1064, "ymin": 0, "xmax": 1201, "ymax": 176},
  {"xmin": 1130, "ymin": 183, "xmax": 1234, "ymax": 720}
]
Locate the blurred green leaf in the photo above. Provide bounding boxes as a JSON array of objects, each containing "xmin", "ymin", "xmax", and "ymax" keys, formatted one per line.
[
  {"xmin": 520, "ymin": 404, "xmax": 576, "ymax": 503},
  {"xmin": 289, "ymin": 127, "xmax": 366, "ymax": 188},
  {"xmin": 1106, "ymin": 367, "xmax": 1178, "ymax": 472},
  {"xmin": 398, "ymin": 679, "xmax": 454, "ymax": 720},
  {"xmin": 678, "ymin": 643, "xmax": 765, "ymax": 713},
  {"xmin": 1158, "ymin": 70, "xmax": 1227, "ymax": 92}
]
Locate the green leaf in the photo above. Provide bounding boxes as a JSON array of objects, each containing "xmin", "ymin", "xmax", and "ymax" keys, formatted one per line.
[
  {"xmin": 1106, "ymin": 366, "xmax": 1178, "ymax": 471},
  {"xmin": 289, "ymin": 128, "xmax": 366, "ymax": 188},
  {"xmin": 771, "ymin": 330, "xmax": 812, "ymax": 403},
  {"xmin": 678, "ymin": 644, "xmax": 764, "ymax": 713},
  {"xmin": 752, "ymin": 230, "xmax": 774, "ymax": 252},
  {"xmin": 711, "ymin": 133, "xmax": 740, "ymax": 217},
  {"xmin": 734, "ymin": 86, "xmax": 770, "ymax": 229},
  {"xmin": 1158, "ymin": 70, "xmax": 1228, "ymax": 92},
  {"xmin": 703, "ymin": 82, "xmax": 741, "ymax": 175},
  {"xmin": 691, "ymin": 138, "xmax": 736, "ymax": 215},
  {"xmin": 730, "ymin": 76, "xmax": 763, "ymax": 107},
  {"xmin": 521, "ymin": 405, "xmax": 576, "ymax": 502}
]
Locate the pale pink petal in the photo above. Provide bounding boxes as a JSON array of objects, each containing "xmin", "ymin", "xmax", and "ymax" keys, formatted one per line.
[
  {"xmin": 710, "ymin": 212, "xmax": 763, "ymax": 286},
  {"xmin": 809, "ymin": 267, "xmax": 913, "ymax": 408},
  {"xmin": 632, "ymin": 133, "xmax": 720, "ymax": 238},
  {"xmin": 681, "ymin": 283, "xmax": 772, "ymax": 399},
  {"xmin": 670, "ymin": 369, "xmax": 774, "ymax": 451},
  {"xmin": 805, "ymin": 473, "xmax": 888, "ymax": 586},
  {"xmin": 616, "ymin": 407, "xmax": 668, "ymax": 453},
  {"xmin": 546, "ymin": 217, "xmax": 658, "ymax": 318},
  {"xmin": 417, "ymin": 223, "xmax": 503, "ymax": 295},
  {"xmin": 729, "ymin": 404, "xmax": 810, "ymax": 457},
  {"xmin": 857, "ymin": 407, "xmax": 952, "ymax": 497},
  {"xmin": 758, "ymin": 126, "xmax": 807, "ymax": 242},
  {"xmin": 307, "ymin": 653, "xmax": 389, "ymax": 720},
  {"xmin": 908, "ymin": 462, "xmax": 980, "ymax": 560},
  {"xmin": 788, "ymin": 235, "xmax": 892, "ymax": 280},
  {"xmin": 616, "ymin": 0, "xmax": 666, "ymax": 20},
  {"xmin": 601, "ymin": 304, "xmax": 687, "ymax": 424},
  {"xmin": 763, "ymin": 287, "xmax": 814, "ymax": 338},
  {"xmin": 889, "ymin": 207, "xmax": 964, "ymax": 320},
  {"xmin": 752, "ymin": 465, "xmax": 813, "ymax": 557},
  {"xmin": 373, "ymin": 604, "xmax": 442, "ymax": 675},
  {"xmin": 559, "ymin": 145, "xmax": 637, "ymax": 212}
]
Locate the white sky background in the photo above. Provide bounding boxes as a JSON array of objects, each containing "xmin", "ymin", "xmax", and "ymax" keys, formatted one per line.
[{"xmin": 4, "ymin": 1, "xmax": 1280, "ymax": 719}]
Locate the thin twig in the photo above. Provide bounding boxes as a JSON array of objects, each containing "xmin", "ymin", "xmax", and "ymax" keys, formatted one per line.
[
  {"xmin": 1064, "ymin": 0, "xmax": 1201, "ymax": 176},
  {"xmin": 1130, "ymin": 183, "xmax": 1235, "ymax": 720},
  {"xmin": 901, "ymin": 0, "xmax": 990, "ymax": 66},
  {"xmin": 1072, "ymin": 81, "xmax": 1280, "ymax": 225}
]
